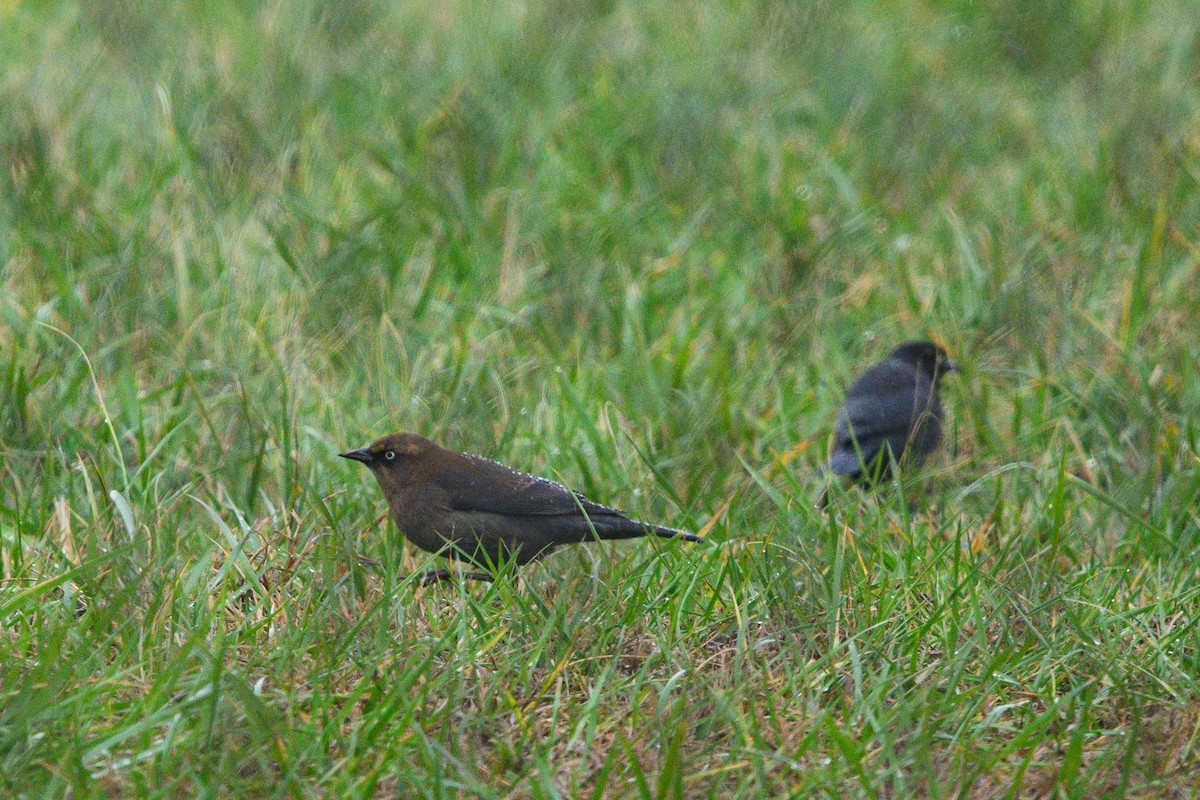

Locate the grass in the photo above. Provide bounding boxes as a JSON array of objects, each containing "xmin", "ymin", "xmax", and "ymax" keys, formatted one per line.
[{"xmin": 2, "ymin": 0, "xmax": 1200, "ymax": 796}]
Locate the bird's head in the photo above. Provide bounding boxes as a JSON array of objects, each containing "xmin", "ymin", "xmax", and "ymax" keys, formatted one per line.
[
  {"xmin": 339, "ymin": 432, "xmax": 436, "ymax": 483},
  {"xmin": 888, "ymin": 341, "xmax": 959, "ymax": 380}
]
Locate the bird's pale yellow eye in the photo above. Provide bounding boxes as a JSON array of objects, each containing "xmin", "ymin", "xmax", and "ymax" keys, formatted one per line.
[{"xmin": 384, "ymin": 450, "xmax": 396, "ymax": 461}]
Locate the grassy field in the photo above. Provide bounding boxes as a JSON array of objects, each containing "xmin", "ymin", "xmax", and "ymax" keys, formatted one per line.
[{"xmin": 3, "ymin": 0, "xmax": 1200, "ymax": 796}]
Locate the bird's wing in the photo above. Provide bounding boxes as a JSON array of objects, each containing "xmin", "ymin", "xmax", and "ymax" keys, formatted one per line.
[
  {"xmin": 835, "ymin": 366, "xmax": 935, "ymax": 443},
  {"xmin": 432, "ymin": 454, "xmax": 621, "ymax": 518},
  {"xmin": 835, "ymin": 391, "xmax": 926, "ymax": 442},
  {"xmin": 831, "ymin": 392, "xmax": 918, "ymax": 475}
]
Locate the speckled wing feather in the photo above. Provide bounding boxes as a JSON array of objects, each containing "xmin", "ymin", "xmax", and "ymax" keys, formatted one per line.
[{"xmin": 432, "ymin": 454, "xmax": 623, "ymax": 518}]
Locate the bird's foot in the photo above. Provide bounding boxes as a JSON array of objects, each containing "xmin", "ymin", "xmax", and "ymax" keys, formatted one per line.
[
  {"xmin": 415, "ymin": 570, "xmax": 453, "ymax": 586},
  {"xmin": 414, "ymin": 569, "xmax": 495, "ymax": 586}
]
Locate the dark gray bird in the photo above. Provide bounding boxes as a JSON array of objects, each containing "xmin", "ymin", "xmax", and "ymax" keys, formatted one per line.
[
  {"xmin": 340, "ymin": 433, "xmax": 702, "ymax": 584},
  {"xmin": 829, "ymin": 341, "xmax": 958, "ymax": 485}
]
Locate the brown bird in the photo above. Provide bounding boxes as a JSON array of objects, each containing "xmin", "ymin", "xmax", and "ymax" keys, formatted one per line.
[{"xmin": 340, "ymin": 432, "xmax": 702, "ymax": 584}]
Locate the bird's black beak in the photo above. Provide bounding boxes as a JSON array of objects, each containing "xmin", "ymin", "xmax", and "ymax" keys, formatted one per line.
[{"xmin": 339, "ymin": 448, "xmax": 373, "ymax": 464}]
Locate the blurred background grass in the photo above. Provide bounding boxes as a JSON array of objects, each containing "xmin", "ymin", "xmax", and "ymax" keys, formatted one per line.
[{"xmin": 2, "ymin": 0, "xmax": 1200, "ymax": 797}]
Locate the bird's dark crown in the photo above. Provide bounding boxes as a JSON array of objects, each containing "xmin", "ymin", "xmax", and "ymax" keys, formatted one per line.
[
  {"xmin": 339, "ymin": 432, "xmax": 434, "ymax": 468},
  {"xmin": 887, "ymin": 341, "xmax": 959, "ymax": 377}
]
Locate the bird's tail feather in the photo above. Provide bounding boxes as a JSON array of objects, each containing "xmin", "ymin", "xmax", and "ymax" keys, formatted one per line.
[
  {"xmin": 590, "ymin": 517, "xmax": 704, "ymax": 543},
  {"xmin": 650, "ymin": 524, "xmax": 704, "ymax": 543}
]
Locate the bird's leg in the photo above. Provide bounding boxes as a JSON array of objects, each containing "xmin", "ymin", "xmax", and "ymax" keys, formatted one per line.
[{"xmin": 816, "ymin": 486, "xmax": 831, "ymax": 511}]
